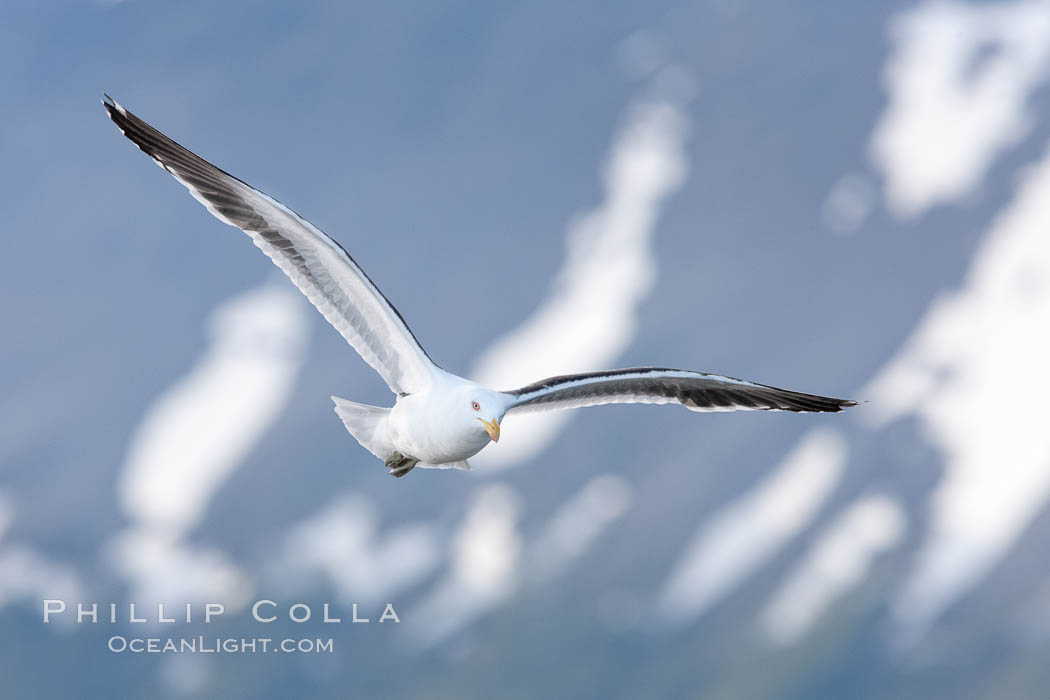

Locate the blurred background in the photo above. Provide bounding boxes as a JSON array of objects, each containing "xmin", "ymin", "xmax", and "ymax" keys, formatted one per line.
[{"xmin": 4, "ymin": 0, "xmax": 1050, "ymax": 697}]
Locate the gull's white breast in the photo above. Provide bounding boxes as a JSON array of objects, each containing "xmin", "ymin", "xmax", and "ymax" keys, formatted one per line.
[{"xmin": 386, "ymin": 384, "xmax": 494, "ymax": 464}]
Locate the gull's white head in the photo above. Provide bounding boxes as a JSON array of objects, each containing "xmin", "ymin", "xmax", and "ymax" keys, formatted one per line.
[{"xmin": 449, "ymin": 385, "xmax": 505, "ymax": 445}]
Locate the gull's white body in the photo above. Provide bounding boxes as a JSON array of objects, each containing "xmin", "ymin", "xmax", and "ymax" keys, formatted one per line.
[
  {"xmin": 378, "ymin": 373, "xmax": 509, "ymax": 467},
  {"xmin": 103, "ymin": 95, "xmax": 855, "ymax": 478}
]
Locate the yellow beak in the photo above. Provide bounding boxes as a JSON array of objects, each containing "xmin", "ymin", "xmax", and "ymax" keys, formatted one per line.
[{"xmin": 476, "ymin": 417, "xmax": 501, "ymax": 442}]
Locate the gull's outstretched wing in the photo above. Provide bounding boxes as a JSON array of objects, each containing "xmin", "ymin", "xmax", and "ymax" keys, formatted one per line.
[
  {"xmin": 504, "ymin": 367, "xmax": 855, "ymax": 414},
  {"xmin": 103, "ymin": 95, "xmax": 437, "ymax": 395}
]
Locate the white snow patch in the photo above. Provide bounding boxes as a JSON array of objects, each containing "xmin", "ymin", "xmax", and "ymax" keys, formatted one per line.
[
  {"xmin": 656, "ymin": 428, "xmax": 847, "ymax": 624},
  {"xmin": 274, "ymin": 492, "xmax": 441, "ymax": 605},
  {"xmin": 110, "ymin": 282, "xmax": 308, "ymax": 606},
  {"xmin": 761, "ymin": 494, "xmax": 906, "ymax": 646},
  {"xmin": 119, "ymin": 283, "xmax": 308, "ymax": 534},
  {"xmin": 617, "ymin": 31, "xmax": 667, "ymax": 79},
  {"xmin": 0, "ymin": 490, "xmax": 85, "ymax": 618},
  {"xmin": 863, "ymin": 137, "xmax": 1050, "ymax": 640},
  {"xmin": 104, "ymin": 530, "xmax": 251, "ymax": 614},
  {"xmin": 159, "ymin": 655, "xmax": 212, "ymax": 697},
  {"xmin": 0, "ymin": 545, "xmax": 85, "ymax": 617},
  {"xmin": 529, "ymin": 474, "xmax": 633, "ymax": 583},
  {"xmin": 0, "ymin": 491, "xmax": 11, "ymax": 543},
  {"xmin": 470, "ymin": 90, "xmax": 690, "ymax": 470},
  {"xmin": 822, "ymin": 172, "xmax": 876, "ymax": 235},
  {"xmin": 871, "ymin": 0, "xmax": 1050, "ymax": 219},
  {"xmin": 407, "ymin": 484, "xmax": 522, "ymax": 646}
]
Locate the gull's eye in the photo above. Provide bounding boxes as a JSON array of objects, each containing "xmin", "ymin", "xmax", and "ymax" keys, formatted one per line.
[{"xmin": 471, "ymin": 401, "xmax": 480, "ymax": 411}]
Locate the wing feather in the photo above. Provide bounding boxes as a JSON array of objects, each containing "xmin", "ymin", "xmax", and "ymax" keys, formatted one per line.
[
  {"xmin": 504, "ymin": 367, "xmax": 855, "ymax": 414},
  {"xmin": 103, "ymin": 95, "xmax": 436, "ymax": 395}
]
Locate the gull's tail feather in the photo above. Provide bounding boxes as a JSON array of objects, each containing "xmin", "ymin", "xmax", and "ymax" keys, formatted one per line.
[
  {"xmin": 417, "ymin": 460, "xmax": 472, "ymax": 472},
  {"xmin": 332, "ymin": 397, "xmax": 391, "ymax": 461}
]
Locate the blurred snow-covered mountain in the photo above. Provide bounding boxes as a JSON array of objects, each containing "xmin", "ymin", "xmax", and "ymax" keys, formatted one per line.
[{"xmin": 4, "ymin": 1, "xmax": 1050, "ymax": 698}]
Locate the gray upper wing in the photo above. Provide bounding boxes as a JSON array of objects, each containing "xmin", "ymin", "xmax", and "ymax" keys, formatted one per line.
[
  {"xmin": 504, "ymin": 367, "xmax": 856, "ymax": 414},
  {"xmin": 103, "ymin": 96, "xmax": 437, "ymax": 395}
]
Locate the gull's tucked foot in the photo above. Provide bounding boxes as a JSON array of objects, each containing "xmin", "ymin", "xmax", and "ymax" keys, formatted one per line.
[
  {"xmin": 389, "ymin": 461, "xmax": 418, "ymax": 478},
  {"xmin": 385, "ymin": 452, "xmax": 418, "ymax": 478}
]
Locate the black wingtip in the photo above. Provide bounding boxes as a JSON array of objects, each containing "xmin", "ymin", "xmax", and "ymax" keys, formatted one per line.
[
  {"xmin": 102, "ymin": 95, "xmax": 118, "ymax": 122},
  {"xmin": 804, "ymin": 400, "xmax": 855, "ymax": 413},
  {"xmin": 776, "ymin": 393, "xmax": 857, "ymax": 413},
  {"xmin": 836, "ymin": 399, "xmax": 865, "ymax": 411},
  {"xmin": 101, "ymin": 94, "xmax": 129, "ymax": 125}
]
